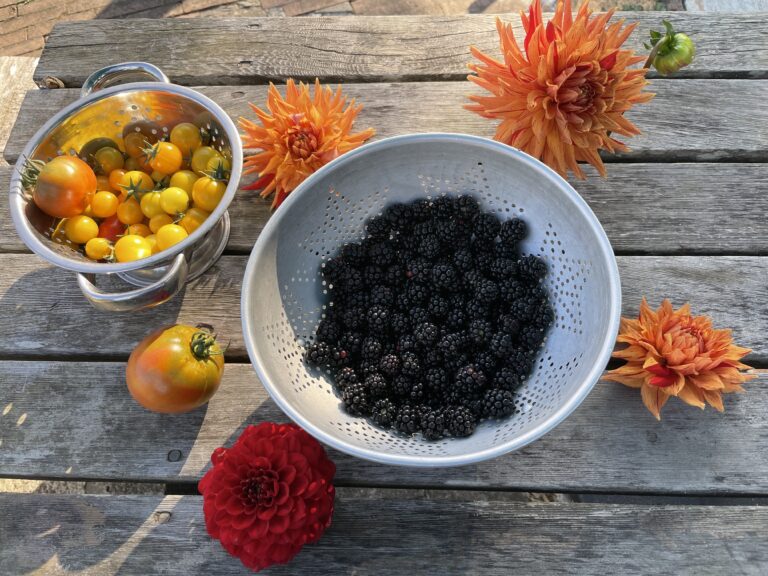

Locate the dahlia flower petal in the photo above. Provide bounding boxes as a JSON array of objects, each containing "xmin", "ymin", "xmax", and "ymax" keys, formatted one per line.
[{"xmin": 641, "ymin": 383, "xmax": 669, "ymax": 420}]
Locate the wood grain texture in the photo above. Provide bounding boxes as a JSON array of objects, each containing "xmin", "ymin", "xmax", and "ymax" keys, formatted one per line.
[
  {"xmin": 1, "ymin": 491, "xmax": 766, "ymax": 575},
  {"xmin": 2, "ymin": 162, "xmax": 768, "ymax": 255},
  {"xmin": 0, "ymin": 254, "xmax": 764, "ymax": 361},
  {"xmin": 6, "ymin": 79, "xmax": 768, "ymax": 165},
  {"xmin": 0, "ymin": 361, "xmax": 766, "ymax": 491},
  {"xmin": 34, "ymin": 13, "xmax": 768, "ymax": 87}
]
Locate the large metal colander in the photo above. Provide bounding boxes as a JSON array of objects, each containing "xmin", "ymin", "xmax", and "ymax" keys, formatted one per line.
[{"xmin": 242, "ymin": 134, "xmax": 621, "ymax": 467}]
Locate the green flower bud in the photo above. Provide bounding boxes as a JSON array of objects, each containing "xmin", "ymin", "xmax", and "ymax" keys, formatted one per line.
[{"xmin": 644, "ymin": 20, "xmax": 696, "ymax": 76}]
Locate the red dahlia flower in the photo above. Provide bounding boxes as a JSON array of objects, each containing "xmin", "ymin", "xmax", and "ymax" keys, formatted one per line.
[{"xmin": 199, "ymin": 423, "xmax": 336, "ymax": 572}]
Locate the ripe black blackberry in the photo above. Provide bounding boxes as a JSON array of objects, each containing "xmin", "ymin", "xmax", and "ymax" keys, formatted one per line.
[
  {"xmin": 390, "ymin": 312, "xmax": 410, "ymax": 336},
  {"xmin": 444, "ymin": 352, "xmax": 470, "ymax": 375},
  {"xmin": 507, "ymin": 296, "xmax": 539, "ymax": 322},
  {"xmin": 468, "ymin": 319, "xmax": 493, "ymax": 348},
  {"xmin": 334, "ymin": 367, "xmax": 358, "ymax": 391},
  {"xmin": 409, "ymin": 307, "xmax": 430, "ymax": 326},
  {"xmin": 474, "ymin": 278, "xmax": 500, "ymax": 305},
  {"xmin": 305, "ymin": 342, "xmax": 332, "ymax": 367},
  {"xmin": 341, "ymin": 382, "xmax": 371, "ymax": 416},
  {"xmin": 379, "ymin": 354, "xmax": 400, "ymax": 376},
  {"xmin": 420, "ymin": 408, "xmax": 447, "ymax": 440},
  {"xmin": 498, "ymin": 279, "xmax": 527, "ymax": 305},
  {"xmin": 490, "ymin": 331, "xmax": 516, "ymax": 359},
  {"xmin": 405, "ymin": 258, "xmax": 432, "ymax": 284},
  {"xmin": 315, "ymin": 318, "xmax": 341, "ymax": 344},
  {"xmin": 519, "ymin": 324, "xmax": 546, "ymax": 350},
  {"xmin": 438, "ymin": 332, "xmax": 465, "ymax": 357},
  {"xmin": 329, "ymin": 348, "xmax": 351, "ymax": 369},
  {"xmin": 433, "ymin": 195, "xmax": 457, "ymax": 219},
  {"xmin": 335, "ymin": 268, "xmax": 364, "ymax": 295},
  {"xmin": 321, "ymin": 256, "xmax": 347, "ymax": 283},
  {"xmin": 456, "ymin": 194, "xmax": 480, "ymax": 220},
  {"xmin": 413, "ymin": 220, "xmax": 435, "ymax": 239},
  {"xmin": 366, "ymin": 215, "xmax": 390, "ymax": 239},
  {"xmin": 452, "ymin": 247, "xmax": 475, "ymax": 272},
  {"xmin": 446, "ymin": 405, "xmax": 477, "ymax": 437},
  {"xmin": 431, "ymin": 263, "xmax": 459, "ymax": 291},
  {"xmin": 396, "ymin": 334, "xmax": 417, "ymax": 353},
  {"xmin": 498, "ymin": 315, "xmax": 521, "ymax": 337},
  {"xmin": 408, "ymin": 381, "xmax": 426, "ymax": 402},
  {"xmin": 340, "ymin": 289, "xmax": 368, "ymax": 309},
  {"xmin": 417, "ymin": 235, "xmax": 441, "ymax": 260},
  {"xmin": 489, "ymin": 257, "xmax": 517, "ymax": 280},
  {"xmin": 500, "ymin": 218, "xmax": 527, "ymax": 244},
  {"xmin": 400, "ymin": 351, "xmax": 421, "ymax": 378},
  {"xmin": 435, "ymin": 219, "xmax": 460, "ymax": 245},
  {"xmin": 362, "ymin": 265, "xmax": 384, "ymax": 288},
  {"xmin": 454, "ymin": 364, "xmax": 487, "ymax": 396},
  {"xmin": 368, "ymin": 241, "xmax": 396, "ymax": 267},
  {"xmin": 532, "ymin": 301, "xmax": 555, "ymax": 329},
  {"xmin": 371, "ymin": 398, "xmax": 398, "ymax": 427},
  {"xmin": 383, "ymin": 202, "xmax": 414, "ymax": 231},
  {"xmin": 394, "ymin": 404, "xmax": 421, "ymax": 435},
  {"xmin": 462, "ymin": 269, "xmax": 483, "ymax": 291},
  {"xmin": 473, "ymin": 251, "xmax": 494, "ymax": 274},
  {"xmin": 518, "ymin": 254, "xmax": 547, "ymax": 281},
  {"xmin": 474, "ymin": 350, "xmax": 498, "ymax": 375},
  {"xmin": 465, "ymin": 298, "xmax": 494, "ymax": 321},
  {"xmin": 413, "ymin": 322, "xmax": 439, "ymax": 347},
  {"xmin": 422, "ymin": 348, "xmax": 442, "ymax": 369},
  {"xmin": 340, "ymin": 305, "xmax": 366, "ymax": 330},
  {"xmin": 425, "ymin": 367, "xmax": 450, "ymax": 394},
  {"xmin": 391, "ymin": 374, "xmax": 414, "ymax": 397},
  {"xmin": 341, "ymin": 243, "xmax": 366, "ymax": 268},
  {"xmin": 366, "ymin": 305, "xmax": 391, "ymax": 333},
  {"xmin": 505, "ymin": 349, "xmax": 534, "ymax": 378},
  {"xmin": 427, "ymin": 294, "xmax": 450, "ymax": 320},
  {"xmin": 358, "ymin": 360, "xmax": 380, "ymax": 377},
  {"xmin": 473, "ymin": 213, "xmax": 501, "ymax": 243},
  {"xmin": 410, "ymin": 199, "xmax": 432, "ymax": 222},
  {"xmin": 365, "ymin": 373, "xmax": 389, "ymax": 398},
  {"xmin": 361, "ymin": 337, "xmax": 383, "ymax": 361},
  {"xmin": 383, "ymin": 264, "xmax": 404, "ymax": 287},
  {"xmin": 494, "ymin": 367, "xmax": 522, "ymax": 391},
  {"xmin": 482, "ymin": 388, "xmax": 515, "ymax": 419},
  {"xmin": 445, "ymin": 307, "xmax": 467, "ymax": 331},
  {"xmin": 405, "ymin": 283, "xmax": 430, "ymax": 306}
]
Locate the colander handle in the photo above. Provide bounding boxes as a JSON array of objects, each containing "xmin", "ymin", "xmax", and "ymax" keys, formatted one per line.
[
  {"xmin": 80, "ymin": 62, "xmax": 170, "ymax": 98},
  {"xmin": 76, "ymin": 253, "xmax": 188, "ymax": 312}
]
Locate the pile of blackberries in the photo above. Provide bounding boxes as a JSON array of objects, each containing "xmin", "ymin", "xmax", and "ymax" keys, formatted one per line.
[{"xmin": 304, "ymin": 194, "xmax": 554, "ymax": 440}]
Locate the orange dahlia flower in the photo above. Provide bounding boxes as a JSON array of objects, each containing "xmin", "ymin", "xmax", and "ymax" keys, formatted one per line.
[
  {"xmin": 240, "ymin": 79, "xmax": 375, "ymax": 209},
  {"xmin": 604, "ymin": 299, "xmax": 755, "ymax": 420},
  {"xmin": 466, "ymin": 0, "xmax": 654, "ymax": 178}
]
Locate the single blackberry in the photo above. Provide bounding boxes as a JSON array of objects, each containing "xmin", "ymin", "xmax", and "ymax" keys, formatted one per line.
[
  {"xmin": 445, "ymin": 307, "xmax": 467, "ymax": 331},
  {"xmin": 409, "ymin": 307, "xmax": 430, "ymax": 326},
  {"xmin": 468, "ymin": 319, "xmax": 493, "ymax": 348},
  {"xmin": 422, "ymin": 348, "xmax": 442, "ymax": 368},
  {"xmin": 390, "ymin": 312, "xmax": 410, "ymax": 336},
  {"xmin": 379, "ymin": 354, "xmax": 401, "ymax": 376},
  {"xmin": 454, "ymin": 364, "xmax": 488, "ymax": 396},
  {"xmin": 505, "ymin": 348, "xmax": 534, "ymax": 378},
  {"xmin": 507, "ymin": 296, "xmax": 538, "ymax": 322},
  {"xmin": 359, "ymin": 360, "xmax": 380, "ymax": 377},
  {"xmin": 321, "ymin": 256, "xmax": 347, "ymax": 282},
  {"xmin": 396, "ymin": 334, "xmax": 418, "ymax": 353},
  {"xmin": 335, "ymin": 268, "xmax": 364, "ymax": 295},
  {"xmin": 413, "ymin": 221, "xmax": 435, "ymax": 240},
  {"xmin": 498, "ymin": 279, "xmax": 527, "ymax": 304},
  {"xmin": 414, "ymin": 322, "xmax": 439, "ymax": 347},
  {"xmin": 366, "ymin": 305, "xmax": 391, "ymax": 333},
  {"xmin": 341, "ymin": 243, "xmax": 366, "ymax": 268},
  {"xmin": 394, "ymin": 404, "xmax": 421, "ymax": 435},
  {"xmin": 452, "ymin": 247, "xmax": 475, "ymax": 272},
  {"xmin": 365, "ymin": 372, "xmax": 389, "ymax": 398},
  {"xmin": 334, "ymin": 367, "xmax": 358, "ymax": 391},
  {"xmin": 490, "ymin": 331, "xmax": 516, "ymax": 359},
  {"xmin": 446, "ymin": 405, "xmax": 477, "ymax": 437},
  {"xmin": 474, "ymin": 278, "xmax": 500, "ymax": 306},
  {"xmin": 435, "ymin": 219, "xmax": 460, "ymax": 245},
  {"xmin": 518, "ymin": 254, "xmax": 547, "ymax": 281},
  {"xmin": 405, "ymin": 258, "xmax": 431, "ymax": 284},
  {"xmin": 315, "ymin": 318, "xmax": 341, "ymax": 344},
  {"xmin": 482, "ymin": 388, "xmax": 515, "ymax": 419},
  {"xmin": 383, "ymin": 264, "xmax": 404, "ymax": 287},
  {"xmin": 433, "ymin": 195, "xmax": 457, "ymax": 219},
  {"xmin": 340, "ymin": 305, "xmax": 366, "ymax": 330},
  {"xmin": 341, "ymin": 382, "xmax": 371, "ymax": 416},
  {"xmin": 391, "ymin": 374, "xmax": 414, "ymax": 397},
  {"xmin": 409, "ymin": 199, "xmax": 432, "ymax": 222},
  {"xmin": 464, "ymin": 397, "xmax": 485, "ymax": 419},
  {"xmin": 473, "ymin": 251, "xmax": 495, "ymax": 275},
  {"xmin": 425, "ymin": 367, "xmax": 450, "ymax": 394},
  {"xmin": 519, "ymin": 324, "xmax": 546, "ymax": 350},
  {"xmin": 494, "ymin": 367, "xmax": 522, "ymax": 391},
  {"xmin": 371, "ymin": 398, "xmax": 398, "ymax": 427},
  {"xmin": 500, "ymin": 218, "xmax": 527, "ymax": 244},
  {"xmin": 438, "ymin": 332, "xmax": 466, "ymax": 357},
  {"xmin": 368, "ymin": 241, "xmax": 396, "ymax": 267},
  {"xmin": 361, "ymin": 337, "xmax": 383, "ymax": 361},
  {"xmin": 400, "ymin": 351, "xmax": 421, "ymax": 378},
  {"xmin": 532, "ymin": 301, "xmax": 555, "ymax": 329},
  {"xmin": 498, "ymin": 315, "xmax": 521, "ymax": 337},
  {"xmin": 431, "ymin": 263, "xmax": 459, "ymax": 291},
  {"xmin": 465, "ymin": 298, "xmax": 494, "ymax": 320},
  {"xmin": 494, "ymin": 240, "xmax": 518, "ymax": 259},
  {"xmin": 405, "ymin": 282, "xmax": 430, "ymax": 306},
  {"xmin": 305, "ymin": 342, "xmax": 331, "ymax": 367},
  {"xmin": 384, "ymin": 203, "xmax": 414, "ymax": 231},
  {"xmin": 473, "ymin": 213, "xmax": 501, "ymax": 243},
  {"xmin": 427, "ymin": 294, "xmax": 450, "ymax": 320},
  {"xmin": 456, "ymin": 195, "xmax": 480, "ymax": 221},
  {"xmin": 369, "ymin": 285, "xmax": 394, "ymax": 308},
  {"xmin": 420, "ymin": 408, "xmax": 447, "ymax": 440},
  {"xmin": 462, "ymin": 269, "xmax": 484, "ymax": 291},
  {"xmin": 329, "ymin": 348, "xmax": 351, "ymax": 369},
  {"xmin": 366, "ymin": 215, "xmax": 390, "ymax": 239},
  {"xmin": 489, "ymin": 257, "xmax": 517, "ymax": 280},
  {"xmin": 417, "ymin": 235, "xmax": 441, "ymax": 260},
  {"xmin": 362, "ymin": 265, "xmax": 385, "ymax": 287},
  {"xmin": 408, "ymin": 381, "xmax": 426, "ymax": 402},
  {"xmin": 474, "ymin": 350, "xmax": 497, "ymax": 374}
]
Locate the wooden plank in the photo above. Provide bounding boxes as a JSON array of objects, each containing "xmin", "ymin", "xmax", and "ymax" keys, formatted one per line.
[
  {"xmin": 6, "ymin": 79, "xmax": 768, "ymax": 166},
  {"xmin": 0, "ymin": 253, "xmax": 764, "ymax": 360},
  {"xmin": 0, "ymin": 360, "xmax": 766, "ymax": 491},
  {"xmin": 33, "ymin": 13, "xmax": 768, "ymax": 87},
  {"xmin": 3, "ymin": 161, "xmax": 768, "ymax": 255},
  {"xmin": 1, "ymin": 491, "xmax": 766, "ymax": 575},
  {"xmin": 0, "ymin": 56, "xmax": 37, "ymax": 160},
  {"xmin": 283, "ymin": 0, "xmax": 350, "ymax": 16},
  {"xmin": 352, "ymin": 0, "xmax": 532, "ymax": 15},
  {"xmin": 685, "ymin": 0, "xmax": 768, "ymax": 10}
]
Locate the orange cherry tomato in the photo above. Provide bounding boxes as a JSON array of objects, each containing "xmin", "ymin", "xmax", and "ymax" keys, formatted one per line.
[
  {"xmin": 179, "ymin": 206, "xmax": 210, "ymax": 234},
  {"xmin": 126, "ymin": 223, "xmax": 152, "ymax": 237},
  {"xmin": 32, "ymin": 156, "xmax": 97, "ymax": 218},
  {"xmin": 126, "ymin": 324, "xmax": 224, "ymax": 413},
  {"xmin": 109, "ymin": 168, "xmax": 126, "ymax": 193},
  {"xmin": 98, "ymin": 215, "xmax": 126, "ymax": 242},
  {"xmin": 147, "ymin": 141, "xmax": 183, "ymax": 175},
  {"xmin": 117, "ymin": 197, "xmax": 144, "ymax": 225},
  {"xmin": 120, "ymin": 170, "xmax": 155, "ymax": 199}
]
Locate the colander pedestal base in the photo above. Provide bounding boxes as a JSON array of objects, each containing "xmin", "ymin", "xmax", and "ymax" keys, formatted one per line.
[{"xmin": 117, "ymin": 212, "xmax": 230, "ymax": 287}]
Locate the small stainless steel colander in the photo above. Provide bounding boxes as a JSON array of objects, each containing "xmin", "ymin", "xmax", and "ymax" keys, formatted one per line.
[
  {"xmin": 242, "ymin": 134, "xmax": 621, "ymax": 467},
  {"xmin": 9, "ymin": 62, "xmax": 242, "ymax": 311}
]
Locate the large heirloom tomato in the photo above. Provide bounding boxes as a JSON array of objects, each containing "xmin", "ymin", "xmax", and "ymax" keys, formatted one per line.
[
  {"xmin": 31, "ymin": 156, "xmax": 97, "ymax": 218},
  {"xmin": 127, "ymin": 325, "xmax": 225, "ymax": 413}
]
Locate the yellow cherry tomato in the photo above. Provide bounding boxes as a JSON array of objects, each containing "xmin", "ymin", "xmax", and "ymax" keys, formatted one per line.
[
  {"xmin": 114, "ymin": 235, "xmax": 152, "ymax": 262},
  {"xmin": 147, "ymin": 141, "xmax": 183, "ymax": 175},
  {"xmin": 117, "ymin": 197, "xmax": 144, "ymax": 225},
  {"xmin": 192, "ymin": 176, "xmax": 226, "ymax": 212},
  {"xmin": 91, "ymin": 191, "xmax": 120, "ymax": 218},
  {"xmin": 191, "ymin": 146, "xmax": 221, "ymax": 176},
  {"xmin": 179, "ymin": 206, "xmax": 210, "ymax": 234},
  {"xmin": 145, "ymin": 234, "xmax": 159, "ymax": 255},
  {"xmin": 205, "ymin": 156, "xmax": 231, "ymax": 180},
  {"xmin": 120, "ymin": 170, "xmax": 154, "ymax": 198},
  {"xmin": 149, "ymin": 213, "xmax": 174, "ymax": 234},
  {"xmin": 109, "ymin": 168, "xmax": 127, "ymax": 192},
  {"xmin": 160, "ymin": 187, "xmax": 189, "ymax": 215},
  {"xmin": 156, "ymin": 224, "xmax": 188, "ymax": 251},
  {"xmin": 65, "ymin": 215, "xmax": 99, "ymax": 244},
  {"xmin": 94, "ymin": 146, "xmax": 124, "ymax": 174},
  {"xmin": 85, "ymin": 237, "xmax": 113, "ymax": 261},
  {"xmin": 170, "ymin": 122, "xmax": 203, "ymax": 156},
  {"xmin": 140, "ymin": 191, "xmax": 164, "ymax": 218},
  {"xmin": 169, "ymin": 170, "xmax": 198, "ymax": 194},
  {"xmin": 127, "ymin": 223, "xmax": 152, "ymax": 237}
]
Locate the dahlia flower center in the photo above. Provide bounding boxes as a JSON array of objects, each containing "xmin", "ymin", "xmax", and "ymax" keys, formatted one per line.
[
  {"xmin": 239, "ymin": 468, "xmax": 279, "ymax": 509},
  {"xmin": 287, "ymin": 127, "xmax": 319, "ymax": 160},
  {"xmin": 574, "ymin": 83, "xmax": 596, "ymax": 109}
]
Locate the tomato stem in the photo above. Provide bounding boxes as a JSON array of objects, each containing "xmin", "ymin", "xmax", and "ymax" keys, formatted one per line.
[{"xmin": 190, "ymin": 329, "xmax": 221, "ymax": 360}]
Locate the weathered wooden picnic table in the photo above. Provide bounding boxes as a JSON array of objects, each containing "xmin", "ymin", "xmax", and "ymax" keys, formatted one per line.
[{"xmin": 1, "ymin": 11, "xmax": 768, "ymax": 575}]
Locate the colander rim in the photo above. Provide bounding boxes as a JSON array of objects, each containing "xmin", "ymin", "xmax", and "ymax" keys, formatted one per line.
[{"xmin": 242, "ymin": 133, "xmax": 621, "ymax": 467}]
